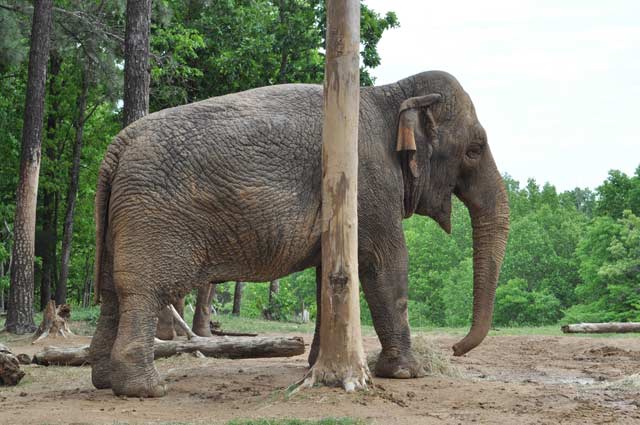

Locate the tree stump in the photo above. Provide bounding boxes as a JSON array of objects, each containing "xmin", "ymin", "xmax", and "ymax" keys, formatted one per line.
[
  {"xmin": 0, "ymin": 343, "xmax": 25, "ymax": 386},
  {"xmin": 32, "ymin": 300, "xmax": 73, "ymax": 343}
]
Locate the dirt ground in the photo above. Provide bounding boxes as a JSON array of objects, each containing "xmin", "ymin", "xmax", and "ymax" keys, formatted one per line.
[{"xmin": 1, "ymin": 329, "xmax": 639, "ymax": 425}]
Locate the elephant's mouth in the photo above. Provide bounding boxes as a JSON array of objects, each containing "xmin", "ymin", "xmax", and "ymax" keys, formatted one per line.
[{"xmin": 426, "ymin": 193, "xmax": 452, "ymax": 234}]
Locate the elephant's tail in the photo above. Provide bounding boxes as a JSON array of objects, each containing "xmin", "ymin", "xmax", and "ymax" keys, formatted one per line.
[{"xmin": 93, "ymin": 136, "xmax": 127, "ymax": 304}]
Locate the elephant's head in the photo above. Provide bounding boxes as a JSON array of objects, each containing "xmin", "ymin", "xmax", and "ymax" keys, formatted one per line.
[{"xmin": 396, "ymin": 71, "xmax": 510, "ymax": 356}]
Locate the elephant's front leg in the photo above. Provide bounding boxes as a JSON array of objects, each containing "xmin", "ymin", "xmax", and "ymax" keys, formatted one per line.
[{"xmin": 360, "ymin": 245, "xmax": 424, "ymax": 379}]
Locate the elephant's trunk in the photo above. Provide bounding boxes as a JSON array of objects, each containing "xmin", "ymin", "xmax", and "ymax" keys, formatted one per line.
[{"xmin": 452, "ymin": 154, "xmax": 509, "ymax": 356}]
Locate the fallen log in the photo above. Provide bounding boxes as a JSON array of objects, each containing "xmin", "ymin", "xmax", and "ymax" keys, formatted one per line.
[
  {"xmin": 33, "ymin": 335, "xmax": 305, "ymax": 366},
  {"xmin": 0, "ymin": 343, "xmax": 26, "ymax": 385},
  {"xmin": 561, "ymin": 322, "xmax": 640, "ymax": 334}
]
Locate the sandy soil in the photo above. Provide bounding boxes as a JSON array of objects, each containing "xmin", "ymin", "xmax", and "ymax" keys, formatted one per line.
[{"xmin": 0, "ymin": 330, "xmax": 639, "ymax": 424}]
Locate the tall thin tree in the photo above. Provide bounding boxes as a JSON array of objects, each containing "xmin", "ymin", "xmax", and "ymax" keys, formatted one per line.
[
  {"xmin": 232, "ymin": 281, "xmax": 244, "ymax": 316},
  {"xmin": 6, "ymin": 0, "xmax": 54, "ymax": 334},
  {"xmin": 123, "ymin": 0, "xmax": 152, "ymax": 127},
  {"xmin": 56, "ymin": 58, "xmax": 91, "ymax": 304}
]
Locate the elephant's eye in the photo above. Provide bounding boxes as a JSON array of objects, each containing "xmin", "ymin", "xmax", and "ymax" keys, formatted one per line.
[{"xmin": 466, "ymin": 143, "xmax": 483, "ymax": 160}]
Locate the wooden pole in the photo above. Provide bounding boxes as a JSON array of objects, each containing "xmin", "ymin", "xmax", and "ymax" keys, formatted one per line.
[{"xmin": 298, "ymin": 0, "xmax": 370, "ymax": 392}]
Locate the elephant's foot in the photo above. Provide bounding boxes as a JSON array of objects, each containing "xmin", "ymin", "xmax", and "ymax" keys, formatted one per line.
[
  {"xmin": 110, "ymin": 352, "xmax": 167, "ymax": 398},
  {"xmin": 374, "ymin": 349, "xmax": 425, "ymax": 379},
  {"xmin": 111, "ymin": 317, "xmax": 167, "ymax": 397},
  {"xmin": 91, "ymin": 359, "xmax": 113, "ymax": 389}
]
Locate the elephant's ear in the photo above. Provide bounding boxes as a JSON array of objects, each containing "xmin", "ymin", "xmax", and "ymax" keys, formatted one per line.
[
  {"xmin": 396, "ymin": 93, "xmax": 441, "ymax": 178},
  {"xmin": 396, "ymin": 93, "xmax": 441, "ymax": 217}
]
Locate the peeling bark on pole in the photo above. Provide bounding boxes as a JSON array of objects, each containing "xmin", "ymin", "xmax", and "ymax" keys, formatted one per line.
[{"xmin": 299, "ymin": 0, "xmax": 370, "ymax": 392}]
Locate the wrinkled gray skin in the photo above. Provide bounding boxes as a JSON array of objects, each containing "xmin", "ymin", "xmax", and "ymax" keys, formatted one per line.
[{"xmin": 89, "ymin": 71, "xmax": 509, "ymax": 397}]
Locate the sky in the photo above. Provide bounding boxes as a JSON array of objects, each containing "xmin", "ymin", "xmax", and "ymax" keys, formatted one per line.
[{"xmin": 364, "ymin": 0, "xmax": 640, "ymax": 191}]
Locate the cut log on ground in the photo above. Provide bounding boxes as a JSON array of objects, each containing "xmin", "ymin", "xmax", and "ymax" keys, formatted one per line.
[
  {"xmin": 32, "ymin": 300, "xmax": 73, "ymax": 343},
  {"xmin": 33, "ymin": 335, "xmax": 305, "ymax": 366},
  {"xmin": 153, "ymin": 335, "xmax": 305, "ymax": 359},
  {"xmin": 561, "ymin": 323, "xmax": 640, "ymax": 333},
  {"xmin": 33, "ymin": 345, "xmax": 90, "ymax": 366},
  {"xmin": 0, "ymin": 343, "xmax": 25, "ymax": 385}
]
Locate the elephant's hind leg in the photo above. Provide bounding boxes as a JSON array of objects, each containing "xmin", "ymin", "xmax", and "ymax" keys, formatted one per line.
[
  {"xmin": 110, "ymin": 285, "xmax": 167, "ymax": 398},
  {"xmin": 89, "ymin": 289, "xmax": 119, "ymax": 389},
  {"xmin": 89, "ymin": 248, "xmax": 119, "ymax": 389}
]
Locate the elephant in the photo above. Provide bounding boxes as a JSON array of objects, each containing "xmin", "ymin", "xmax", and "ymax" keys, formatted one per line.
[{"xmin": 88, "ymin": 70, "xmax": 509, "ymax": 397}]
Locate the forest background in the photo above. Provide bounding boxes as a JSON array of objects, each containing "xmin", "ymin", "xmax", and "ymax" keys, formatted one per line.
[{"xmin": 0, "ymin": 0, "xmax": 638, "ymax": 329}]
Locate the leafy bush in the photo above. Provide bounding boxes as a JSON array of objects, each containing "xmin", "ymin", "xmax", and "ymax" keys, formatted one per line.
[{"xmin": 494, "ymin": 278, "xmax": 562, "ymax": 326}]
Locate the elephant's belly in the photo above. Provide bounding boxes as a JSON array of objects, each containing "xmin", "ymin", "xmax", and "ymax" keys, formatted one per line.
[{"xmin": 201, "ymin": 207, "xmax": 322, "ymax": 282}]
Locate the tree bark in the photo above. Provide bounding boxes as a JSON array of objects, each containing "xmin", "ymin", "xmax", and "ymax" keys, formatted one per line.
[
  {"xmin": 232, "ymin": 281, "xmax": 243, "ymax": 316},
  {"xmin": 561, "ymin": 323, "xmax": 640, "ymax": 334},
  {"xmin": 56, "ymin": 59, "xmax": 91, "ymax": 305},
  {"xmin": 276, "ymin": 0, "xmax": 289, "ymax": 84},
  {"xmin": 0, "ymin": 343, "xmax": 26, "ymax": 386},
  {"xmin": 33, "ymin": 336, "xmax": 305, "ymax": 366},
  {"xmin": 6, "ymin": 0, "xmax": 54, "ymax": 335},
  {"xmin": 264, "ymin": 279, "xmax": 280, "ymax": 320},
  {"xmin": 269, "ymin": 279, "xmax": 279, "ymax": 305},
  {"xmin": 193, "ymin": 283, "xmax": 216, "ymax": 337},
  {"xmin": 123, "ymin": 0, "xmax": 151, "ymax": 127},
  {"xmin": 299, "ymin": 0, "xmax": 370, "ymax": 393},
  {"xmin": 1, "ymin": 261, "xmax": 5, "ymax": 312},
  {"xmin": 39, "ymin": 49, "xmax": 62, "ymax": 311}
]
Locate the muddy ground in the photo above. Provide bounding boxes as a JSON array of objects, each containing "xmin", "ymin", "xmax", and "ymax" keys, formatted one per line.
[{"xmin": 1, "ymin": 329, "xmax": 639, "ymax": 424}]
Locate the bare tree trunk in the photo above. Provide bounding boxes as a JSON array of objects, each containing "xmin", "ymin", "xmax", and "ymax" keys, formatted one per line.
[
  {"xmin": 264, "ymin": 279, "xmax": 280, "ymax": 320},
  {"xmin": 276, "ymin": 0, "xmax": 289, "ymax": 84},
  {"xmin": 39, "ymin": 49, "xmax": 62, "ymax": 311},
  {"xmin": 232, "ymin": 281, "xmax": 243, "ymax": 316},
  {"xmin": 56, "ymin": 60, "xmax": 91, "ymax": 305},
  {"xmin": 269, "ymin": 279, "xmax": 279, "ymax": 305},
  {"xmin": 193, "ymin": 283, "xmax": 216, "ymax": 337},
  {"xmin": 123, "ymin": 0, "xmax": 151, "ymax": 127},
  {"xmin": 6, "ymin": 0, "xmax": 54, "ymax": 334},
  {"xmin": 81, "ymin": 256, "xmax": 93, "ymax": 308},
  {"xmin": 0, "ymin": 262, "xmax": 5, "ymax": 312},
  {"xmin": 561, "ymin": 323, "xmax": 640, "ymax": 333},
  {"xmin": 299, "ymin": 0, "xmax": 370, "ymax": 392}
]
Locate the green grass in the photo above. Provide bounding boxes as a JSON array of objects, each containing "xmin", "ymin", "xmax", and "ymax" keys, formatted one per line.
[
  {"xmin": 227, "ymin": 419, "xmax": 366, "ymax": 425},
  {"xmin": 2, "ymin": 307, "xmax": 637, "ymax": 340}
]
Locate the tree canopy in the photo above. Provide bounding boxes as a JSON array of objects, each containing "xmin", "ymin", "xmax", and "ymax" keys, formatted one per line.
[{"xmin": 0, "ymin": 0, "xmax": 637, "ymax": 329}]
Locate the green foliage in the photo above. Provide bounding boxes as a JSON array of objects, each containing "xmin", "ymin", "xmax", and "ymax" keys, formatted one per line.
[
  {"xmin": 0, "ymin": 0, "xmax": 637, "ymax": 331},
  {"xmin": 494, "ymin": 278, "xmax": 562, "ymax": 326},
  {"xmin": 0, "ymin": 0, "xmax": 396, "ymax": 314},
  {"xmin": 568, "ymin": 210, "xmax": 640, "ymax": 322}
]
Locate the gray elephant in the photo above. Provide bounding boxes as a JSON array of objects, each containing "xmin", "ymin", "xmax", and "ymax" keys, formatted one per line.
[{"xmin": 89, "ymin": 71, "xmax": 509, "ymax": 397}]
